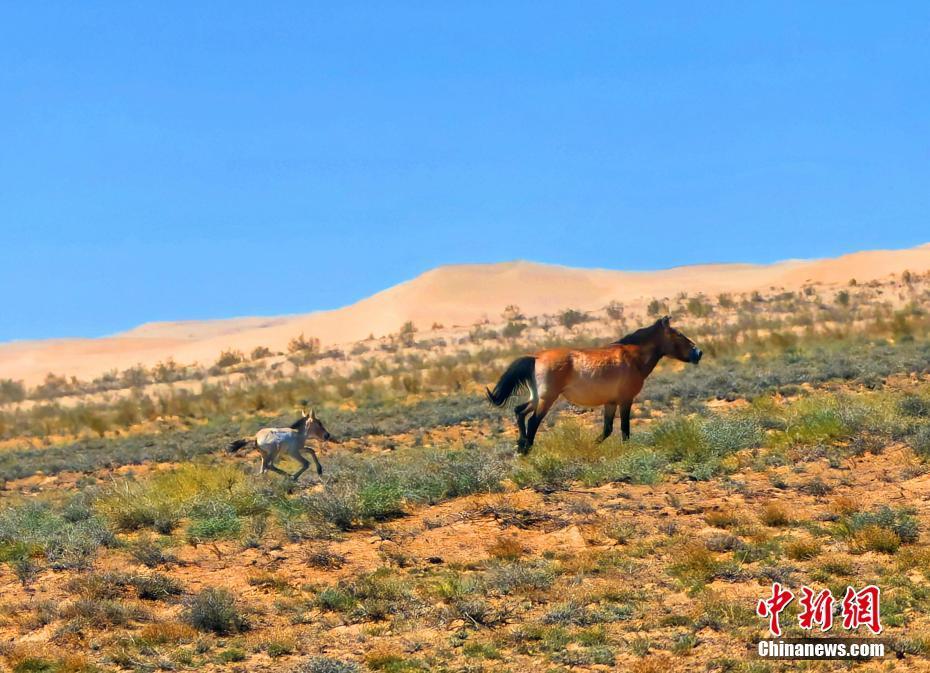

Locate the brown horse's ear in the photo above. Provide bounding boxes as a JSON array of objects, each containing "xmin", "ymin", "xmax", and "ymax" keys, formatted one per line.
[{"xmin": 659, "ymin": 315, "xmax": 671, "ymax": 328}]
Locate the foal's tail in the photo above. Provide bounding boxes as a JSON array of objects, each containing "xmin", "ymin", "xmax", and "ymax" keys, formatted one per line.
[
  {"xmin": 227, "ymin": 437, "xmax": 254, "ymax": 453},
  {"xmin": 486, "ymin": 356, "xmax": 536, "ymax": 407}
]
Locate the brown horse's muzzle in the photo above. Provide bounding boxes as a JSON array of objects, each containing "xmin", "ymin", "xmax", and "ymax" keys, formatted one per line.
[{"xmin": 689, "ymin": 347, "xmax": 703, "ymax": 364}]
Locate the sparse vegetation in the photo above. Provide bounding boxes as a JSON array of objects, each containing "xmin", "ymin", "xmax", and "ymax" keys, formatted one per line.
[{"xmin": 3, "ymin": 276, "xmax": 930, "ymax": 670}]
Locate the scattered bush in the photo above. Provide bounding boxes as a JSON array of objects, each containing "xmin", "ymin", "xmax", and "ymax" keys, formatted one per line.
[
  {"xmin": 292, "ymin": 657, "xmax": 361, "ymax": 673},
  {"xmin": 837, "ymin": 505, "xmax": 918, "ymax": 553},
  {"xmin": 215, "ymin": 349, "xmax": 245, "ymax": 369},
  {"xmin": 183, "ymin": 587, "xmax": 250, "ymax": 634},
  {"xmin": 760, "ymin": 502, "xmax": 793, "ymax": 527}
]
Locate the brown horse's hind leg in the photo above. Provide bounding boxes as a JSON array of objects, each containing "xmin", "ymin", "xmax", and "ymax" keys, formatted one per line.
[
  {"xmin": 597, "ymin": 404, "xmax": 617, "ymax": 443},
  {"xmin": 524, "ymin": 397, "xmax": 556, "ymax": 453},
  {"xmin": 514, "ymin": 401, "xmax": 532, "ymax": 451}
]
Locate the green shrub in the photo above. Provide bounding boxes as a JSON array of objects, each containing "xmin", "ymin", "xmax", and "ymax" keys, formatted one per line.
[
  {"xmin": 130, "ymin": 572, "xmax": 184, "ymax": 600},
  {"xmin": 910, "ymin": 425, "xmax": 930, "ymax": 460},
  {"xmin": 837, "ymin": 506, "xmax": 918, "ymax": 548},
  {"xmin": 128, "ymin": 535, "xmax": 176, "ymax": 568},
  {"xmin": 899, "ymin": 394, "xmax": 930, "ymax": 418},
  {"xmin": 293, "ymin": 657, "xmax": 360, "ymax": 673},
  {"xmin": 0, "ymin": 502, "xmax": 112, "ymax": 571},
  {"xmin": 357, "ymin": 479, "xmax": 406, "ymax": 521},
  {"xmin": 183, "ymin": 587, "xmax": 250, "ymax": 634},
  {"xmin": 314, "ymin": 586, "xmax": 357, "ymax": 613},
  {"xmin": 301, "ymin": 483, "xmax": 360, "ymax": 530},
  {"xmin": 187, "ymin": 502, "xmax": 242, "ymax": 543}
]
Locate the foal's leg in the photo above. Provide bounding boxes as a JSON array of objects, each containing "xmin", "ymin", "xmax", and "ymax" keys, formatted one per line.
[
  {"xmin": 305, "ymin": 446, "xmax": 323, "ymax": 476},
  {"xmin": 286, "ymin": 445, "xmax": 311, "ymax": 481},
  {"xmin": 619, "ymin": 401, "xmax": 633, "ymax": 440},
  {"xmin": 262, "ymin": 445, "xmax": 291, "ymax": 478},
  {"xmin": 264, "ymin": 461, "xmax": 290, "ymax": 478},
  {"xmin": 597, "ymin": 403, "xmax": 617, "ymax": 443}
]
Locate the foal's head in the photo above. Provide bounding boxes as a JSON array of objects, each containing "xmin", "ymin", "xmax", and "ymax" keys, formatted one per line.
[
  {"xmin": 297, "ymin": 408, "xmax": 334, "ymax": 442},
  {"xmin": 654, "ymin": 316, "xmax": 702, "ymax": 364}
]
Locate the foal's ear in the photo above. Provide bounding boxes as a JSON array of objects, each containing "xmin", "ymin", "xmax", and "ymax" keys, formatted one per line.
[{"xmin": 309, "ymin": 407, "xmax": 317, "ymax": 421}]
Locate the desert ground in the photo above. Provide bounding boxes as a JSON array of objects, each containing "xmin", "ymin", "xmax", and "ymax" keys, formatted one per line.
[{"xmin": 2, "ymin": 246, "xmax": 930, "ymax": 672}]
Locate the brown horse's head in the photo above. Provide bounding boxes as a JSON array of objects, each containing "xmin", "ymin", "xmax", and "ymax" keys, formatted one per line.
[{"xmin": 655, "ymin": 316, "xmax": 702, "ymax": 364}]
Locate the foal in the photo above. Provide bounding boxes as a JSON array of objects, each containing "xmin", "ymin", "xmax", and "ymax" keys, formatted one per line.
[
  {"xmin": 487, "ymin": 316, "xmax": 702, "ymax": 453},
  {"xmin": 227, "ymin": 409, "xmax": 333, "ymax": 480}
]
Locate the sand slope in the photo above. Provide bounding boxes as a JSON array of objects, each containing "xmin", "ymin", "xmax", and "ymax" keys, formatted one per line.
[{"xmin": 3, "ymin": 244, "xmax": 928, "ymax": 385}]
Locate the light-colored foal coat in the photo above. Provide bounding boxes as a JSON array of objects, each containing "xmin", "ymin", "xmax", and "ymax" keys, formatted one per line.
[{"xmin": 254, "ymin": 413, "xmax": 330, "ymax": 480}]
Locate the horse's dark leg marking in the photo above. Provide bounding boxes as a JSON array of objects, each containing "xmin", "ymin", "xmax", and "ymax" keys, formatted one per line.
[
  {"xmin": 524, "ymin": 397, "xmax": 556, "ymax": 453},
  {"xmin": 514, "ymin": 401, "xmax": 531, "ymax": 450},
  {"xmin": 291, "ymin": 453, "xmax": 312, "ymax": 481},
  {"xmin": 597, "ymin": 403, "xmax": 617, "ymax": 443},
  {"xmin": 620, "ymin": 401, "xmax": 633, "ymax": 440},
  {"xmin": 264, "ymin": 462, "xmax": 290, "ymax": 478},
  {"xmin": 305, "ymin": 447, "xmax": 323, "ymax": 476}
]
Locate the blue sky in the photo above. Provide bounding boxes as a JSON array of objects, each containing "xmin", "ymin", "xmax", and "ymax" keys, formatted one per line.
[{"xmin": 2, "ymin": 3, "xmax": 928, "ymax": 341}]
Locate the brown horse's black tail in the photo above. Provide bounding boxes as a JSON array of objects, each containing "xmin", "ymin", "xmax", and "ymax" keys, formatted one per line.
[
  {"xmin": 227, "ymin": 438, "xmax": 253, "ymax": 453},
  {"xmin": 486, "ymin": 356, "xmax": 536, "ymax": 407}
]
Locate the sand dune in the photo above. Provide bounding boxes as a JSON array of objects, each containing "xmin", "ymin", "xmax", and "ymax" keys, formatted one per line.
[{"xmin": 2, "ymin": 244, "xmax": 929, "ymax": 386}]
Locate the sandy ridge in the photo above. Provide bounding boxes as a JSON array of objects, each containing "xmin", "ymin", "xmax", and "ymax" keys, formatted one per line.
[{"xmin": 2, "ymin": 244, "xmax": 928, "ymax": 385}]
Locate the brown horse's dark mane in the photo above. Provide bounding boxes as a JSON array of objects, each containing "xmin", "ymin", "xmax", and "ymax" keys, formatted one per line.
[{"xmin": 612, "ymin": 320, "xmax": 661, "ymax": 346}]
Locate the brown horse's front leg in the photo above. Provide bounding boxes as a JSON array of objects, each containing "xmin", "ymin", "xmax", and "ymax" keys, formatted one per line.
[
  {"xmin": 620, "ymin": 401, "xmax": 633, "ymax": 440},
  {"xmin": 597, "ymin": 404, "xmax": 617, "ymax": 443}
]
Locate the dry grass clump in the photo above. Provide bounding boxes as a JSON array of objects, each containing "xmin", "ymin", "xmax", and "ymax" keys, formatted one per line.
[
  {"xmin": 850, "ymin": 525, "xmax": 901, "ymax": 554},
  {"xmin": 668, "ymin": 543, "xmax": 736, "ymax": 584},
  {"xmin": 364, "ymin": 646, "xmax": 426, "ymax": 672},
  {"xmin": 785, "ymin": 537, "xmax": 822, "ymax": 561},
  {"xmin": 818, "ymin": 554, "xmax": 856, "ymax": 577},
  {"xmin": 829, "ymin": 496, "xmax": 860, "ymax": 517},
  {"xmin": 137, "ymin": 621, "xmax": 198, "ymax": 645},
  {"xmin": 895, "ymin": 546, "xmax": 930, "ymax": 577},
  {"xmin": 306, "ymin": 546, "xmax": 348, "ymax": 570},
  {"xmin": 487, "ymin": 535, "xmax": 527, "ymax": 561},
  {"xmin": 760, "ymin": 501, "xmax": 794, "ymax": 527},
  {"xmin": 247, "ymin": 571, "xmax": 292, "ymax": 592},
  {"xmin": 631, "ymin": 653, "xmax": 674, "ymax": 673},
  {"xmin": 704, "ymin": 508, "xmax": 743, "ymax": 529},
  {"xmin": 6, "ymin": 647, "xmax": 96, "ymax": 673}
]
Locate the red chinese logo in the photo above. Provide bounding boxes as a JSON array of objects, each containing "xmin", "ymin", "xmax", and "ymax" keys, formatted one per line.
[
  {"xmin": 841, "ymin": 585, "xmax": 882, "ymax": 634},
  {"xmin": 758, "ymin": 584, "xmax": 882, "ymax": 636},
  {"xmin": 798, "ymin": 586, "xmax": 834, "ymax": 631},
  {"xmin": 757, "ymin": 582, "xmax": 794, "ymax": 637}
]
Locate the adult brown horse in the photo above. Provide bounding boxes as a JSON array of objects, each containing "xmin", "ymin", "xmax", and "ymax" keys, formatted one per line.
[{"xmin": 487, "ymin": 316, "xmax": 702, "ymax": 453}]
